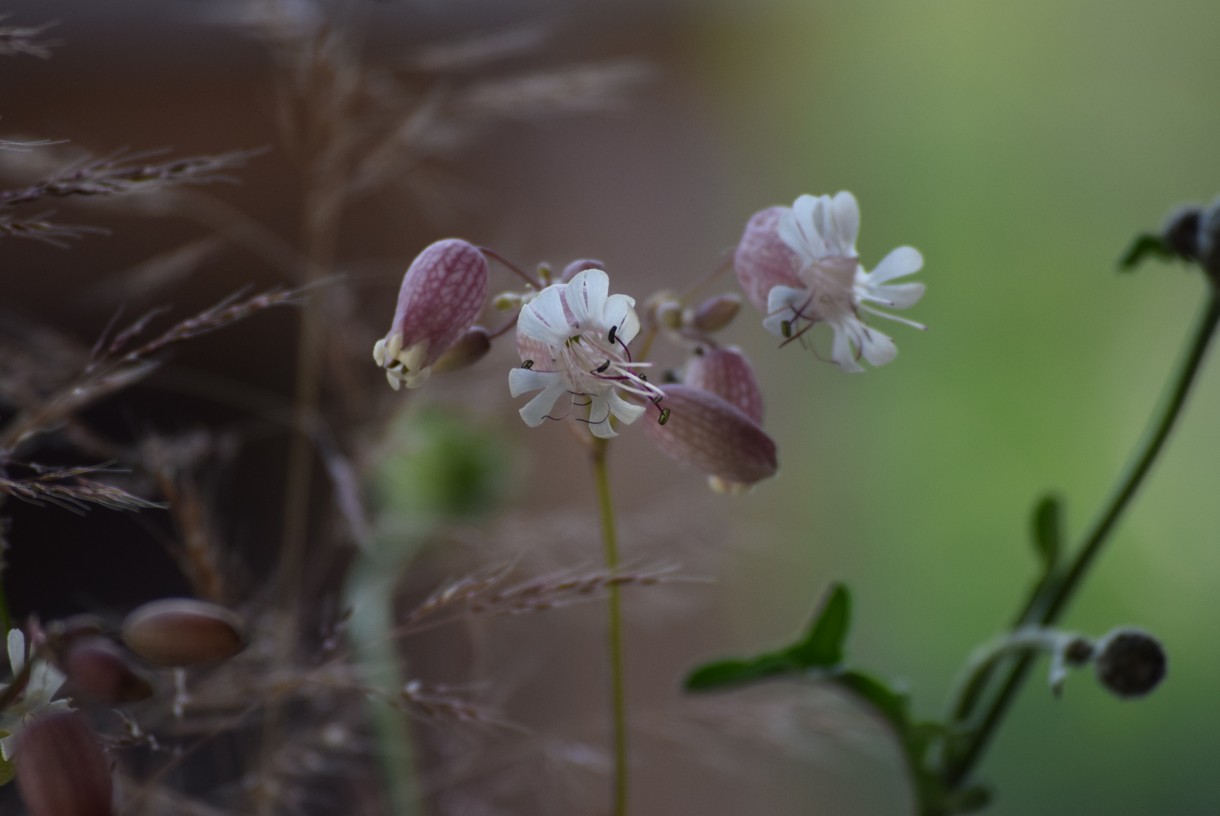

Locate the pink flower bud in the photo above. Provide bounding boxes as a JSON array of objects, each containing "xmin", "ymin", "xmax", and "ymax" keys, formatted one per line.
[
  {"xmin": 689, "ymin": 293, "xmax": 742, "ymax": 334},
  {"xmin": 60, "ymin": 636, "xmax": 154, "ymax": 704},
  {"xmin": 733, "ymin": 206, "xmax": 803, "ymax": 314},
  {"xmin": 683, "ymin": 346, "xmax": 764, "ymax": 424},
  {"xmin": 645, "ymin": 384, "xmax": 777, "ymax": 488},
  {"xmin": 373, "ymin": 239, "xmax": 489, "ymax": 390}
]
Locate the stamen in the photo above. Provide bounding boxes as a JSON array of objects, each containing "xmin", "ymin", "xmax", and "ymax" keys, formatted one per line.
[
  {"xmin": 594, "ymin": 359, "xmax": 611, "ymax": 374},
  {"xmin": 608, "ymin": 325, "xmax": 617, "ymax": 345},
  {"xmin": 657, "ymin": 407, "xmax": 671, "ymax": 425},
  {"xmin": 522, "ymin": 359, "xmax": 535, "ymax": 369}
]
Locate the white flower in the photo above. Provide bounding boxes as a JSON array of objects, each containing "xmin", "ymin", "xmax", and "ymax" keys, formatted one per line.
[
  {"xmin": 736, "ymin": 192, "xmax": 926, "ymax": 372},
  {"xmin": 508, "ymin": 269, "xmax": 663, "ymax": 438},
  {"xmin": 0, "ymin": 629, "xmax": 70, "ymax": 761}
]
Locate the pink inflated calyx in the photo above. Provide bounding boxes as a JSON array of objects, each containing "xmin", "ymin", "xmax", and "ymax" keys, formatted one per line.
[
  {"xmin": 644, "ymin": 384, "xmax": 777, "ymax": 488},
  {"xmin": 373, "ymin": 238, "xmax": 489, "ymax": 390},
  {"xmin": 733, "ymin": 206, "xmax": 803, "ymax": 315},
  {"xmin": 683, "ymin": 346, "xmax": 764, "ymax": 425}
]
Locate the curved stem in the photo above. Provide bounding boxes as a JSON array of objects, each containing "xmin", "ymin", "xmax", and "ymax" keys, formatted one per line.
[
  {"xmin": 943, "ymin": 286, "xmax": 1220, "ymax": 789},
  {"xmin": 591, "ymin": 437, "xmax": 629, "ymax": 816}
]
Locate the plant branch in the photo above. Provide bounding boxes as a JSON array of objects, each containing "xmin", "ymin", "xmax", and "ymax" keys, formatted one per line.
[{"xmin": 943, "ymin": 285, "xmax": 1220, "ymax": 789}]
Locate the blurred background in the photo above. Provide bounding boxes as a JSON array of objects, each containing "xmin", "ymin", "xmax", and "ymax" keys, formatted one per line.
[{"xmin": 2, "ymin": 0, "xmax": 1219, "ymax": 814}]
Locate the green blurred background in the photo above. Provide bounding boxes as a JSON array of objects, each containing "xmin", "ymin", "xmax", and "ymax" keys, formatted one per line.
[{"xmin": 690, "ymin": 1, "xmax": 1220, "ymax": 813}]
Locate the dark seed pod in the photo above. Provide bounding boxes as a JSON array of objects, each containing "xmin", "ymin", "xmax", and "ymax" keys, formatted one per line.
[
  {"xmin": 16, "ymin": 711, "xmax": 114, "ymax": 816},
  {"xmin": 61, "ymin": 636, "xmax": 154, "ymax": 704},
  {"xmin": 1094, "ymin": 628, "xmax": 1167, "ymax": 699},
  {"xmin": 121, "ymin": 599, "xmax": 245, "ymax": 667}
]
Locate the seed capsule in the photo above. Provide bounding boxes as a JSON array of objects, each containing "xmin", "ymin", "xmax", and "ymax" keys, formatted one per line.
[
  {"xmin": 16, "ymin": 712, "xmax": 114, "ymax": 816},
  {"xmin": 121, "ymin": 599, "xmax": 245, "ymax": 667},
  {"xmin": 60, "ymin": 636, "xmax": 154, "ymax": 704}
]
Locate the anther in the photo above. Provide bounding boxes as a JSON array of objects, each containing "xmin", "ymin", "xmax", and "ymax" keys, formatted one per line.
[
  {"xmin": 657, "ymin": 408, "xmax": 671, "ymax": 425},
  {"xmin": 780, "ymin": 320, "xmax": 793, "ymax": 338},
  {"xmin": 522, "ymin": 360, "xmax": 534, "ymax": 370},
  {"xmin": 594, "ymin": 360, "xmax": 611, "ymax": 374},
  {"xmin": 608, "ymin": 325, "xmax": 617, "ymax": 345}
]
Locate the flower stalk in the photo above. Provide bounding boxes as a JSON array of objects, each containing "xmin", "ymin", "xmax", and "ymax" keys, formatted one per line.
[{"xmin": 591, "ymin": 436, "xmax": 629, "ymax": 816}]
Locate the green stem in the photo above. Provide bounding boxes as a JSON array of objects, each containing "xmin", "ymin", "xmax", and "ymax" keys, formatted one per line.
[
  {"xmin": 591, "ymin": 437, "xmax": 629, "ymax": 816},
  {"xmin": 943, "ymin": 286, "xmax": 1220, "ymax": 790}
]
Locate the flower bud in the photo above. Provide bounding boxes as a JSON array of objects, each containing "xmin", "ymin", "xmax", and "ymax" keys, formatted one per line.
[
  {"xmin": 1093, "ymin": 628, "xmax": 1166, "ymax": 699},
  {"xmin": 561, "ymin": 258, "xmax": 605, "ymax": 283},
  {"xmin": 733, "ymin": 206, "xmax": 803, "ymax": 314},
  {"xmin": 121, "ymin": 599, "xmax": 245, "ymax": 667},
  {"xmin": 431, "ymin": 326, "xmax": 492, "ymax": 373},
  {"xmin": 683, "ymin": 346, "xmax": 764, "ymax": 424},
  {"xmin": 60, "ymin": 636, "xmax": 154, "ymax": 704},
  {"xmin": 16, "ymin": 712, "xmax": 113, "ymax": 816},
  {"xmin": 373, "ymin": 239, "xmax": 489, "ymax": 390},
  {"xmin": 689, "ymin": 293, "xmax": 742, "ymax": 334},
  {"xmin": 645, "ymin": 384, "xmax": 778, "ymax": 488},
  {"xmin": 1197, "ymin": 195, "xmax": 1220, "ymax": 276},
  {"xmin": 1160, "ymin": 205, "xmax": 1202, "ymax": 261}
]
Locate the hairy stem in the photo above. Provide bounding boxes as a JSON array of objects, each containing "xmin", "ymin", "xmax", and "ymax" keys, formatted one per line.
[
  {"xmin": 943, "ymin": 285, "xmax": 1220, "ymax": 790},
  {"xmin": 591, "ymin": 437, "xmax": 629, "ymax": 816}
]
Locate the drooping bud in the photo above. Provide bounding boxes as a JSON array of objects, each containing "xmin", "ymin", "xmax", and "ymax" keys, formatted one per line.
[
  {"xmin": 59, "ymin": 636, "xmax": 154, "ymax": 704},
  {"xmin": 1160, "ymin": 205, "xmax": 1202, "ymax": 261},
  {"xmin": 1197, "ymin": 195, "xmax": 1220, "ymax": 276},
  {"xmin": 683, "ymin": 346, "xmax": 764, "ymax": 424},
  {"xmin": 1093, "ymin": 628, "xmax": 1166, "ymax": 699},
  {"xmin": 432, "ymin": 326, "xmax": 492, "ymax": 373},
  {"xmin": 373, "ymin": 239, "xmax": 489, "ymax": 390},
  {"xmin": 16, "ymin": 712, "xmax": 114, "ymax": 816},
  {"xmin": 644, "ymin": 384, "xmax": 777, "ymax": 488},
  {"xmin": 689, "ymin": 293, "xmax": 742, "ymax": 334},
  {"xmin": 561, "ymin": 258, "xmax": 605, "ymax": 283},
  {"xmin": 121, "ymin": 599, "xmax": 246, "ymax": 668},
  {"xmin": 733, "ymin": 206, "xmax": 803, "ymax": 314}
]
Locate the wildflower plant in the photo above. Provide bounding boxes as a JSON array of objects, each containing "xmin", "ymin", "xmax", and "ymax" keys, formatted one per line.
[{"xmin": 3, "ymin": 4, "xmax": 1218, "ymax": 816}]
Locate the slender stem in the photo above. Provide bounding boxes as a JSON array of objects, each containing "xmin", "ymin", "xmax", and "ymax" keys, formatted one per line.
[
  {"xmin": 591, "ymin": 437, "xmax": 629, "ymax": 816},
  {"xmin": 943, "ymin": 286, "xmax": 1220, "ymax": 789}
]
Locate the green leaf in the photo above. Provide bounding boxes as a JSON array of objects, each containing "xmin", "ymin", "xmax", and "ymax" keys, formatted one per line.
[
  {"xmin": 684, "ymin": 653, "xmax": 804, "ymax": 691},
  {"xmin": 684, "ymin": 583, "xmax": 852, "ymax": 692},
  {"xmin": 1118, "ymin": 233, "xmax": 1175, "ymax": 271},
  {"xmin": 834, "ymin": 668, "xmax": 908, "ymax": 729},
  {"xmin": 786, "ymin": 582, "xmax": 851, "ymax": 668},
  {"xmin": 1030, "ymin": 494, "xmax": 1063, "ymax": 574}
]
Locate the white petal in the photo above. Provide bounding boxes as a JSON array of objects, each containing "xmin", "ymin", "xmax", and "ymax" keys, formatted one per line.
[
  {"xmin": 518, "ymin": 383, "xmax": 569, "ymax": 427},
  {"xmin": 829, "ymin": 191, "xmax": 860, "ymax": 254},
  {"xmin": 862, "ymin": 281, "xmax": 925, "ymax": 309},
  {"xmin": 779, "ymin": 196, "xmax": 829, "ymax": 264},
  {"xmin": 516, "ymin": 285, "xmax": 570, "ymax": 345},
  {"xmin": 603, "ymin": 293, "xmax": 640, "ymax": 343},
  {"xmin": 830, "ymin": 321, "xmax": 865, "ymax": 372},
  {"xmin": 859, "ymin": 326, "xmax": 898, "ymax": 366},
  {"xmin": 508, "ymin": 367, "xmax": 562, "ymax": 398},
  {"xmin": 7, "ymin": 630, "xmax": 23, "ymax": 675},
  {"xmin": 606, "ymin": 390, "xmax": 645, "ymax": 426},
  {"xmin": 867, "ymin": 246, "xmax": 923, "ymax": 285},
  {"xmin": 585, "ymin": 395, "xmax": 618, "ymax": 438},
  {"xmin": 565, "ymin": 269, "xmax": 609, "ymax": 329},
  {"xmin": 762, "ymin": 285, "xmax": 810, "ymax": 338},
  {"xmin": 0, "ymin": 734, "xmax": 13, "ymax": 762}
]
